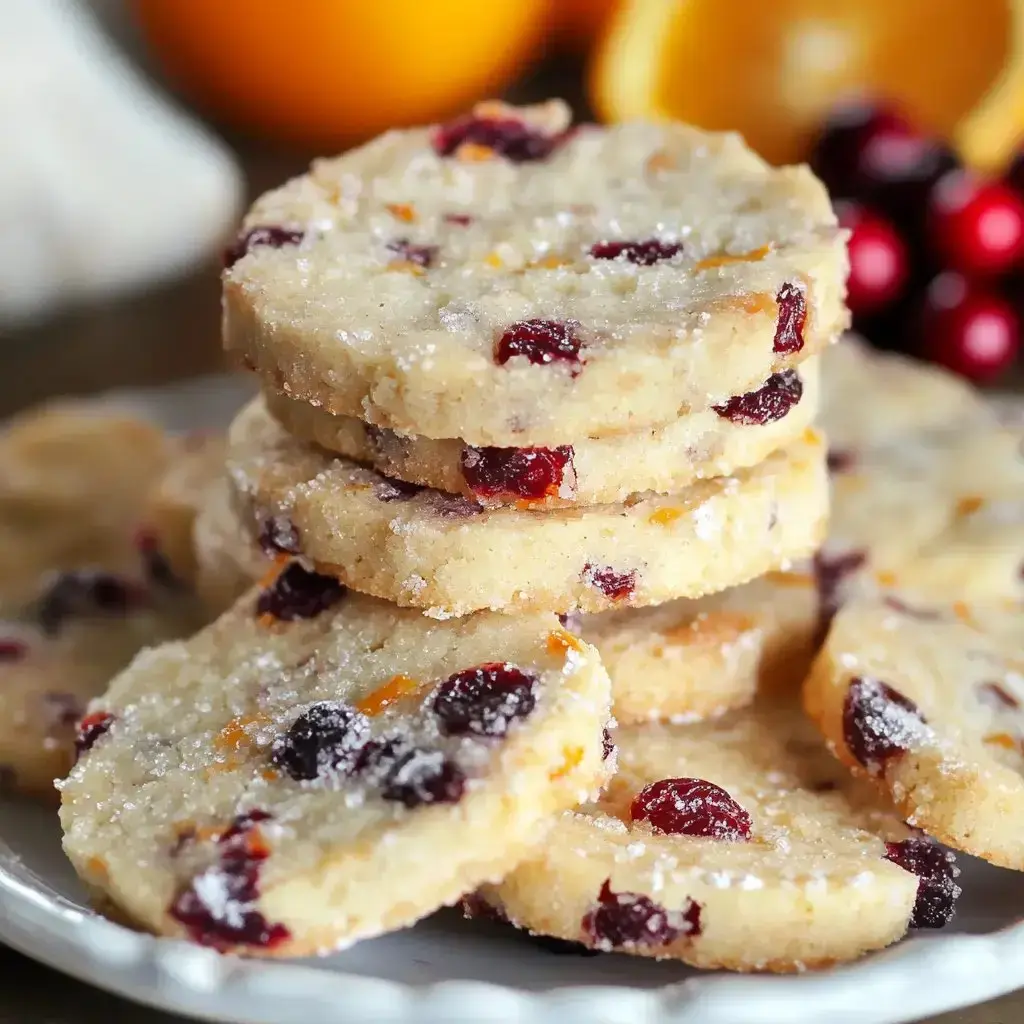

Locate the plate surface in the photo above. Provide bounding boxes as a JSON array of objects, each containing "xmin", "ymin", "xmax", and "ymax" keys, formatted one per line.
[{"xmin": 3, "ymin": 373, "xmax": 1024, "ymax": 1024}]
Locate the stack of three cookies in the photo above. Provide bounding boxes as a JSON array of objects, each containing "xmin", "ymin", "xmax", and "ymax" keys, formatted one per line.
[{"xmin": 59, "ymin": 102, "xmax": 936, "ymax": 970}]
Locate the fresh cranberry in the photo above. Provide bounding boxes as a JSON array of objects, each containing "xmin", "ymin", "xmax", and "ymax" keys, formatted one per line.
[
  {"xmin": 460, "ymin": 445, "xmax": 575, "ymax": 502},
  {"xmin": 255, "ymin": 563, "xmax": 346, "ymax": 621},
  {"xmin": 375, "ymin": 476, "xmax": 424, "ymax": 502},
  {"xmin": 433, "ymin": 663, "xmax": 538, "ymax": 738},
  {"xmin": 0, "ymin": 638, "xmax": 27, "ymax": 663},
  {"xmin": 630, "ymin": 778, "xmax": 752, "ymax": 840},
  {"xmin": 37, "ymin": 571, "xmax": 145, "ymax": 634},
  {"xmin": 712, "ymin": 370, "xmax": 803, "ymax": 425},
  {"xmin": 494, "ymin": 320, "xmax": 582, "ymax": 370},
  {"xmin": 827, "ymin": 449, "xmax": 855, "ymax": 473},
  {"xmin": 837, "ymin": 202, "xmax": 909, "ymax": 316},
  {"xmin": 258, "ymin": 517, "xmax": 301, "ymax": 556},
  {"xmin": 582, "ymin": 565, "xmax": 637, "ymax": 601},
  {"xmin": 588, "ymin": 239, "xmax": 683, "ymax": 265},
  {"xmin": 813, "ymin": 549, "xmax": 867, "ymax": 638},
  {"xmin": 885, "ymin": 838, "xmax": 961, "ymax": 928},
  {"xmin": 582, "ymin": 880, "xmax": 702, "ymax": 950},
  {"xmin": 74, "ymin": 711, "xmax": 114, "ymax": 759},
  {"xmin": 432, "ymin": 115, "xmax": 566, "ymax": 162},
  {"xmin": 224, "ymin": 226, "xmax": 304, "ymax": 269},
  {"xmin": 272, "ymin": 702, "xmax": 371, "ymax": 781},
  {"xmin": 843, "ymin": 677, "xmax": 927, "ymax": 772},
  {"xmin": 918, "ymin": 273, "xmax": 1019, "ymax": 383},
  {"xmin": 773, "ymin": 283, "xmax": 806, "ymax": 354},
  {"xmin": 978, "ymin": 682, "xmax": 1021, "ymax": 710},
  {"xmin": 928, "ymin": 172, "xmax": 1024, "ymax": 277},
  {"xmin": 381, "ymin": 748, "xmax": 466, "ymax": 808},
  {"xmin": 387, "ymin": 239, "xmax": 438, "ymax": 269}
]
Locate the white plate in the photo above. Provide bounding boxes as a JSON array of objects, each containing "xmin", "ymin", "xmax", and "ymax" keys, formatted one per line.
[{"xmin": 3, "ymin": 374, "xmax": 1024, "ymax": 1024}]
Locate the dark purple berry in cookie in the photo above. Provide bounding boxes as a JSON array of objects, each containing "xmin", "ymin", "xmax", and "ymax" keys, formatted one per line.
[
  {"xmin": 224, "ymin": 226, "xmax": 304, "ymax": 268},
  {"xmin": 444, "ymin": 213, "xmax": 474, "ymax": 226},
  {"xmin": 460, "ymin": 445, "xmax": 575, "ymax": 502},
  {"xmin": 827, "ymin": 449, "xmax": 856, "ymax": 473},
  {"xmin": 430, "ymin": 492, "xmax": 484, "ymax": 518},
  {"xmin": 589, "ymin": 239, "xmax": 682, "ymax": 265},
  {"xmin": 712, "ymin": 370, "xmax": 803, "ymax": 425},
  {"xmin": 432, "ymin": 115, "xmax": 566, "ymax": 162},
  {"xmin": 460, "ymin": 893, "xmax": 508, "ymax": 923},
  {"xmin": 74, "ymin": 711, "xmax": 114, "ymax": 760},
  {"xmin": 381, "ymin": 748, "xmax": 466, "ymax": 808},
  {"xmin": 630, "ymin": 778, "xmax": 752, "ymax": 840},
  {"xmin": 843, "ymin": 677, "xmax": 928, "ymax": 772},
  {"xmin": 885, "ymin": 838, "xmax": 961, "ymax": 928},
  {"xmin": 0, "ymin": 639, "xmax": 27, "ymax": 663},
  {"xmin": 37, "ymin": 570, "xmax": 145, "ymax": 634},
  {"xmin": 387, "ymin": 239, "xmax": 438, "ymax": 268},
  {"xmin": 602, "ymin": 726, "xmax": 616, "ymax": 761},
  {"xmin": 256, "ymin": 563, "xmax": 346, "ymax": 621},
  {"xmin": 258, "ymin": 517, "xmax": 301, "ymax": 556},
  {"xmin": 375, "ymin": 476, "xmax": 424, "ymax": 502},
  {"xmin": 582, "ymin": 880, "xmax": 702, "ymax": 950},
  {"xmin": 494, "ymin": 320, "xmax": 582, "ymax": 369},
  {"xmin": 433, "ymin": 663, "xmax": 538, "ymax": 738},
  {"xmin": 271, "ymin": 702, "xmax": 371, "ymax": 781},
  {"xmin": 134, "ymin": 529, "xmax": 182, "ymax": 589},
  {"xmin": 813, "ymin": 548, "xmax": 867, "ymax": 637},
  {"xmin": 978, "ymin": 681, "xmax": 1021, "ymax": 710},
  {"xmin": 583, "ymin": 564, "xmax": 637, "ymax": 601},
  {"xmin": 773, "ymin": 282, "xmax": 807, "ymax": 354}
]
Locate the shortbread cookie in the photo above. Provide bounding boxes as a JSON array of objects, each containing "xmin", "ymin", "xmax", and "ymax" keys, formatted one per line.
[
  {"xmin": 224, "ymin": 99, "xmax": 848, "ymax": 446},
  {"xmin": 60, "ymin": 571, "xmax": 612, "ymax": 956},
  {"xmin": 482, "ymin": 701, "xmax": 959, "ymax": 971},
  {"xmin": 264, "ymin": 362, "xmax": 821, "ymax": 508},
  {"xmin": 226, "ymin": 398, "xmax": 829, "ymax": 616},
  {"xmin": 804, "ymin": 598, "xmax": 1024, "ymax": 869},
  {"xmin": 0, "ymin": 405, "xmax": 204, "ymax": 799}
]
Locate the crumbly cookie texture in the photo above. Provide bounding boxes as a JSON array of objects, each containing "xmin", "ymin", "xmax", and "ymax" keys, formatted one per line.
[
  {"xmin": 804, "ymin": 598, "xmax": 1024, "ymax": 869},
  {"xmin": 481, "ymin": 700, "xmax": 957, "ymax": 971},
  {"xmin": 225, "ymin": 397, "xmax": 828, "ymax": 616},
  {"xmin": 0, "ymin": 405, "xmax": 205, "ymax": 799},
  {"xmin": 264, "ymin": 361, "xmax": 820, "ymax": 509},
  {"xmin": 60, "ymin": 574, "xmax": 611, "ymax": 956},
  {"xmin": 223, "ymin": 99, "xmax": 847, "ymax": 445}
]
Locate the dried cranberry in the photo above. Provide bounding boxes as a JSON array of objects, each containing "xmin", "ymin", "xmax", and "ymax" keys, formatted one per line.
[
  {"xmin": 582, "ymin": 880, "xmax": 702, "ymax": 950},
  {"xmin": 712, "ymin": 370, "xmax": 803, "ymax": 425},
  {"xmin": 843, "ymin": 677, "xmax": 927, "ymax": 772},
  {"xmin": 558, "ymin": 611, "xmax": 582, "ymax": 633},
  {"xmin": 773, "ymin": 283, "xmax": 806, "ymax": 354},
  {"xmin": 630, "ymin": 778, "xmax": 752, "ymax": 840},
  {"xmin": 494, "ymin": 320, "xmax": 582, "ymax": 370},
  {"xmin": 382, "ymin": 748, "xmax": 466, "ymax": 808},
  {"xmin": 135, "ymin": 529, "xmax": 182, "ymax": 589},
  {"xmin": 375, "ymin": 476, "xmax": 424, "ymax": 502},
  {"xmin": 37, "ymin": 571, "xmax": 145, "ymax": 634},
  {"xmin": 978, "ymin": 682, "xmax": 1021, "ymax": 710},
  {"xmin": 74, "ymin": 711, "xmax": 114, "ymax": 759},
  {"xmin": 258, "ymin": 517, "xmax": 301, "ymax": 556},
  {"xmin": 813, "ymin": 549, "xmax": 867, "ymax": 638},
  {"xmin": 224, "ymin": 226, "xmax": 304, "ymax": 269},
  {"xmin": 583, "ymin": 565, "xmax": 637, "ymax": 601},
  {"xmin": 256, "ymin": 563, "xmax": 346, "ymax": 621},
  {"xmin": 885, "ymin": 838, "xmax": 961, "ymax": 928},
  {"xmin": 460, "ymin": 445, "xmax": 575, "ymax": 502},
  {"xmin": 0, "ymin": 638, "xmax": 27, "ymax": 663},
  {"xmin": 602, "ymin": 727, "xmax": 616, "ymax": 761},
  {"xmin": 444, "ymin": 213, "xmax": 473, "ymax": 226},
  {"xmin": 433, "ymin": 663, "xmax": 537, "ymax": 738},
  {"xmin": 588, "ymin": 239, "xmax": 682, "ymax": 265},
  {"xmin": 271, "ymin": 702, "xmax": 371, "ymax": 781},
  {"xmin": 460, "ymin": 893, "xmax": 508, "ymax": 923},
  {"xmin": 432, "ymin": 115, "xmax": 565, "ymax": 162},
  {"xmin": 827, "ymin": 450, "xmax": 855, "ymax": 473},
  {"xmin": 387, "ymin": 239, "xmax": 438, "ymax": 269}
]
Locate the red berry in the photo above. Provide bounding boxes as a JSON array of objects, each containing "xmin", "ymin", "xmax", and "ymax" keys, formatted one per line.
[
  {"xmin": 837, "ymin": 203, "xmax": 909, "ymax": 316},
  {"xmin": 629, "ymin": 778, "xmax": 752, "ymax": 840},
  {"xmin": 919, "ymin": 274, "xmax": 1019, "ymax": 382},
  {"xmin": 928, "ymin": 172, "xmax": 1024, "ymax": 277}
]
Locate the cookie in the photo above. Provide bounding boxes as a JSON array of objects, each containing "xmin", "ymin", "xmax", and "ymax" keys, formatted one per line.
[
  {"xmin": 263, "ymin": 361, "xmax": 821, "ymax": 508},
  {"xmin": 223, "ymin": 99, "xmax": 848, "ymax": 446},
  {"xmin": 225, "ymin": 397, "xmax": 829, "ymax": 616},
  {"xmin": 0, "ymin": 404, "xmax": 204, "ymax": 799},
  {"xmin": 59, "ymin": 569, "xmax": 612, "ymax": 956},
  {"xmin": 481, "ymin": 700, "xmax": 959, "ymax": 971},
  {"xmin": 804, "ymin": 597, "xmax": 1024, "ymax": 869}
]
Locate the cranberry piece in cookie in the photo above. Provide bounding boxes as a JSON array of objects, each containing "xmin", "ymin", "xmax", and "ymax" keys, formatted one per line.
[
  {"xmin": 582, "ymin": 880, "xmax": 702, "ymax": 951},
  {"xmin": 38, "ymin": 570, "xmax": 144, "ymax": 634},
  {"xmin": 843, "ymin": 677, "xmax": 928, "ymax": 772},
  {"xmin": 630, "ymin": 778, "xmax": 752, "ymax": 840},
  {"xmin": 460, "ymin": 445, "xmax": 575, "ymax": 503},
  {"xmin": 0, "ymin": 638, "xmax": 27, "ymax": 663},
  {"xmin": 74, "ymin": 711, "xmax": 115, "ymax": 760},
  {"xmin": 256, "ymin": 563, "xmax": 346, "ymax": 622},
  {"xmin": 272, "ymin": 702, "xmax": 371, "ymax": 781},
  {"xmin": 381, "ymin": 748, "xmax": 466, "ymax": 808},
  {"xmin": 224, "ymin": 226, "xmax": 304, "ymax": 269},
  {"xmin": 884, "ymin": 838, "xmax": 961, "ymax": 928},
  {"xmin": 773, "ymin": 282, "xmax": 807, "ymax": 354},
  {"xmin": 494, "ymin": 320, "xmax": 582, "ymax": 369},
  {"xmin": 387, "ymin": 239, "xmax": 438, "ymax": 269},
  {"xmin": 258, "ymin": 516, "xmax": 301, "ymax": 556},
  {"xmin": 432, "ymin": 113, "xmax": 566, "ymax": 162},
  {"xmin": 433, "ymin": 663, "xmax": 538, "ymax": 738},
  {"xmin": 582, "ymin": 565, "xmax": 637, "ymax": 602},
  {"xmin": 713, "ymin": 370, "xmax": 803, "ymax": 425},
  {"xmin": 589, "ymin": 239, "xmax": 682, "ymax": 265}
]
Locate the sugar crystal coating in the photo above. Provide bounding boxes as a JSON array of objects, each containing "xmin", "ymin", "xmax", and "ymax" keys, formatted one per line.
[
  {"xmin": 843, "ymin": 677, "xmax": 928, "ymax": 772},
  {"xmin": 432, "ymin": 663, "xmax": 538, "ymax": 738},
  {"xmin": 884, "ymin": 839, "xmax": 961, "ymax": 928},
  {"xmin": 582, "ymin": 879, "xmax": 702, "ymax": 950}
]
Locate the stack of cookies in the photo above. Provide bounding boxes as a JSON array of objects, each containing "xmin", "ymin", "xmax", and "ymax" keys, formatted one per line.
[{"xmin": 60, "ymin": 101, "xmax": 1007, "ymax": 971}]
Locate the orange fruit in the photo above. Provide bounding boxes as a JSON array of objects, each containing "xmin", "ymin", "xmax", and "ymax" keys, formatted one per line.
[
  {"xmin": 592, "ymin": 0, "xmax": 1024, "ymax": 171},
  {"xmin": 551, "ymin": 0, "xmax": 621, "ymax": 50},
  {"xmin": 132, "ymin": 0, "xmax": 548, "ymax": 146}
]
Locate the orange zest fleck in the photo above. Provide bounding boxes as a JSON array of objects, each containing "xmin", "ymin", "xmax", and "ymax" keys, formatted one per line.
[
  {"xmin": 695, "ymin": 244, "xmax": 772, "ymax": 271},
  {"xmin": 665, "ymin": 611, "xmax": 755, "ymax": 645},
  {"xmin": 644, "ymin": 149, "xmax": 675, "ymax": 174},
  {"xmin": 763, "ymin": 570, "xmax": 814, "ymax": 588},
  {"xmin": 484, "ymin": 251, "xmax": 504, "ymax": 269},
  {"xmin": 952, "ymin": 601, "xmax": 975, "ymax": 626},
  {"xmin": 86, "ymin": 856, "xmax": 108, "ymax": 880},
  {"xmin": 547, "ymin": 628, "xmax": 585, "ymax": 657},
  {"xmin": 214, "ymin": 713, "xmax": 270, "ymax": 754},
  {"xmin": 986, "ymin": 732, "xmax": 1020, "ymax": 751},
  {"xmin": 387, "ymin": 259, "xmax": 426, "ymax": 276},
  {"xmin": 261, "ymin": 767, "xmax": 281, "ymax": 782},
  {"xmin": 649, "ymin": 506, "xmax": 683, "ymax": 526},
  {"xmin": 549, "ymin": 746, "xmax": 584, "ymax": 780},
  {"xmin": 956, "ymin": 495, "xmax": 984, "ymax": 517},
  {"xmin": 356, "ymin": 674, "xmax": 424, "ymax": 716},
  {"xmin": 456, "ymin": 142, "xmax": 494, "ymax": 162},
  {"xmin": 875, "ymin": 570, "xmax": 898, "ymax": 587},
  {"xmin": 529, "ymin": 254, "xmax": 568, "ymax": 270},
  {"xmin": 386, "ymin": 202, "xmax": 417, "ymax": 223}
]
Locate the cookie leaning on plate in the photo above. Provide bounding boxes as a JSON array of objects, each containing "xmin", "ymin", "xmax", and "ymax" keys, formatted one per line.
[
  {"xmin": 224, "ymin": 99, "xmax": 847, "ymax": 446},
  {"xmin": 59, "ymin": 566, "xmax": 611, "ymax": 956}
]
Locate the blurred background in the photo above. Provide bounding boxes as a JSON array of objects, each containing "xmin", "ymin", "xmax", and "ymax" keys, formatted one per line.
[{"xmin": 4, "ymin": 0, "xmax": 1024, "ymax": 414}]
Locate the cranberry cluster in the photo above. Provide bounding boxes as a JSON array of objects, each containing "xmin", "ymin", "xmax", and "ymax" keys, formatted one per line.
[{"xmin": 810, "ymin": 101, "xmax": 1024, "ymax": 381}]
